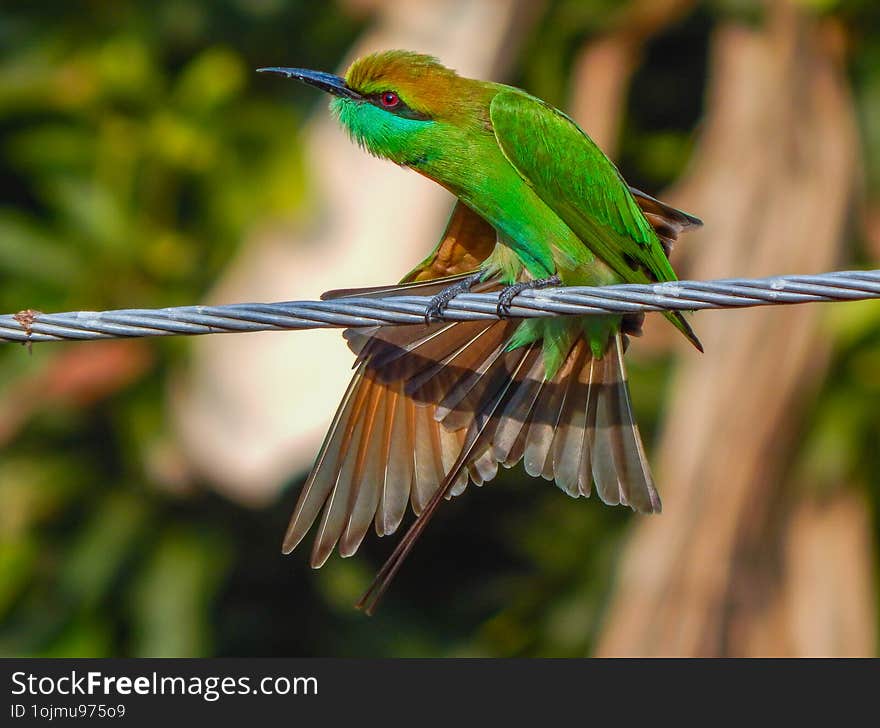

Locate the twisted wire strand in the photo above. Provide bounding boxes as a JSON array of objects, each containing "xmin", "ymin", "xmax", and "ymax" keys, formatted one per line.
[{"xmin": 2, "ymin": 269, "xmax": 879, "ymax": 344}]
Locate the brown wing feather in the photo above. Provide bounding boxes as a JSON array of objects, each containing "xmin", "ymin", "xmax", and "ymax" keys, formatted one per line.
[
  {"xmin": 401, "ymin": 201, "xmax": 498, "ymax": 283},
  {"xmin": 286, "ymin": 190, "xmax": 693, "ymax": 603},
  {"xmin": 628, "ymin": 186, "xmax": 702, "ymax": 257},
  {"xmin": 286, "ymin": 315, "xmax": 659, "ymax": 570}
]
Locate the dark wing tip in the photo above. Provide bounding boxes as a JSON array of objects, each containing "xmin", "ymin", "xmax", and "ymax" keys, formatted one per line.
[
  {"xmin": 681, "ymin": 211, "xmax": 704, "ymax": 228},
  {"xmin": 673, "ymin": 311, "xmax": 703, "ymax": 353},
  {"xmin": 629, "ymin": 186, "xmax": 703, "ymax": 229}
]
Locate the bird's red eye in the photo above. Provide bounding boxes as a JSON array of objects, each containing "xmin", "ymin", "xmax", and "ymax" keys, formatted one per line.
[{"xmin": 380, "ymin": 91, "xmax": 400, "ymax": 108}]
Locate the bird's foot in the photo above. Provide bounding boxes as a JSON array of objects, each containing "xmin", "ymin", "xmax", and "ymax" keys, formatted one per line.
[
  {"xmin": 497, "ymin": 275, "xmax": 561, "ymax": 317},
  {"xmin": 424, "ymin": 271, "xmax": 484, "ymax": 324}
]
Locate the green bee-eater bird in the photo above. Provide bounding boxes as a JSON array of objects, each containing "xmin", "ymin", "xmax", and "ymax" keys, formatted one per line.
[{"xmin": 259, "ymin": 51, "xmax": 702, "ymax": 613}]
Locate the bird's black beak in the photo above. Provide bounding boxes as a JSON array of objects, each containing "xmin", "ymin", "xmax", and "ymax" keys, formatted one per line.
[{"xmin": 256, "ymin": 67, "xmax": 363, "ymax": 100}]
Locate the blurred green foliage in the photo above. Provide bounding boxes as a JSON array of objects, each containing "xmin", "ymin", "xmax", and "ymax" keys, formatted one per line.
[{"xmin": 0, "ymin": 0, "xmax": 878, "ymax": 656}]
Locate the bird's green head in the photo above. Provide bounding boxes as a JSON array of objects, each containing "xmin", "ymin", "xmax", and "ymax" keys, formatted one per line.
[{"xmin": 258, "ymin": 50, "xmax": 493, "ymax": 168}]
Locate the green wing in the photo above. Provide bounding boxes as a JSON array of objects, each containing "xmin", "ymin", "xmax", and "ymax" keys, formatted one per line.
[{"xmin": 489, "ymin": 89, "xmax": 700, "ymax": 349}]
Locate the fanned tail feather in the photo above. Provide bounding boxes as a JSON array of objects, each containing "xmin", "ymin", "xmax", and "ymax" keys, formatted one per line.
[
  {"xmin": 356, "ymin": 340, "xmax": 540, "ymax": 614},
  {"xmin": 286, "ymin": 186, "xmax": 703, "ymax": 610},
  {"xmin": 285, "ymin": 283, "xmax": 660, "ymax": 611}
]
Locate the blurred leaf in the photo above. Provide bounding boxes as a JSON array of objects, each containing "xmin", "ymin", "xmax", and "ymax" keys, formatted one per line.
[
  {"xmin": 0, "ymin": 211, "xmax": 85, "ymax": 287},
  {"xmin": 128, "ymin": 527, "xmax": 230, "ymax": 656},
  {"xmin": 59, "ymin": 491, "xmax": 152, "ymax": 608},
  {"xmin": 0, "ymin": 537, "xmax": 37, "ymax": 618},
  {"xmin": 175, "ymin": 47, "xmax": 246, "ymax": 112}
]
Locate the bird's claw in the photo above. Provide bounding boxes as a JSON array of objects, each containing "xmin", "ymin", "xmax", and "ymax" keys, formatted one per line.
[
  {"xmin": 496, "ymin": 275, "xmax": 561, "ymax": 318},
  {"xmin": 424, "ymin": 297, "xmax": 449, "ymax": 324},
  {"xmin": 496, "ymin": 283, "xmax": 528, "ymax": 317},
  {"xmin": 424, "ymin": 272, "xmax": 483, "ymax": 324}
]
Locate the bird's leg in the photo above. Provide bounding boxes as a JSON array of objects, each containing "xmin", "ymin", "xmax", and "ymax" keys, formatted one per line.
[
  {"xmin": 497, "ymin": 274, "xmax": 561, "ymax": 317},
  {"xmin": 424, "ymin": 271, "xmax": 485, "ymax": 324}
]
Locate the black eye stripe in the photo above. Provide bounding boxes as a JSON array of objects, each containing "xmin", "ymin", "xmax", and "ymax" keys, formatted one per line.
[{"xmin": 366, "ymin": 92, "xmax": 432, "ymax": 121}]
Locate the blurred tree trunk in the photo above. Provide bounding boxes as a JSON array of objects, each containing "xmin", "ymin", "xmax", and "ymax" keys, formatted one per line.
[
  {"xmin": 569, "ymin": 0, "xmax": 697, "ymax": 151},
  {"xmin": 595, "ymin": 1, "xmax": 875, "ymax": 656}
]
